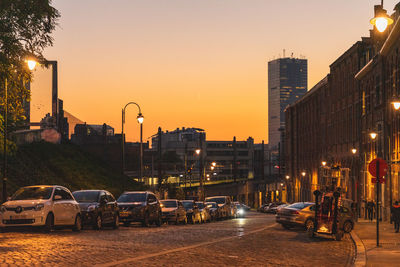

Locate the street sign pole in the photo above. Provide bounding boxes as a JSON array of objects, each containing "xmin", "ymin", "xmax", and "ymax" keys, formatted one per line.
[{"xmin": 376, "ymin": 160, "xmax": 380, "ymax": 247}]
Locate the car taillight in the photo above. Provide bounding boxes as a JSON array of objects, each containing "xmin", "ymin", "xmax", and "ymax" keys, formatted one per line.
[{"xmin": 290, "ymin": 210, "xmax": 299, "ymax": 215}]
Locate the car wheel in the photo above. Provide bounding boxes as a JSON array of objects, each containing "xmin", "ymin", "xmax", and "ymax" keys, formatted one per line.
[
  {"xmin": 123, "ymin": 221, "xmax": 130, "ymax": 227},
  {"xmin": 305, "ymin": 219, "xmax": 314, "ymax": 230},
  {"xmin": 142, "ymin": 213, "xmax": 150, "ymax": 227},
  {"xmin": 307, "ymin": 225, "xmax": 315, "ymax": 238},
  {"xmin": 73, "ymin": 215, "xmax": 82, "ymax": 232},
  {"xmin": 93, "ymin": 214, "xmax": 102, "ymax": 230},
  {"xmin": 335, "ymin": 230, "xmax": 344, "ymax": 241},
  {"xmin": 43, "ymin": 213, "xmax": 54, "ymax": 233},
  {"xmin": 343, "ymin": 221, "xmax": 353, "ymax": 233},
  {"xmin": 155, "ymin": 213, "xmax": 162, "ymax": 227},
  {"xmin": 112, "ymin": 215, "xmax": 119, "ymax": 229}
]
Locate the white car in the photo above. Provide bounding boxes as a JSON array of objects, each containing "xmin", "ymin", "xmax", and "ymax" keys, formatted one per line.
[{"xmin": 0, "ymin": 185, "xmax": 82, "ymax": 232}]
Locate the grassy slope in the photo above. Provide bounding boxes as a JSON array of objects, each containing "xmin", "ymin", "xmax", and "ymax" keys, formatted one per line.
[{"xmin": 2, "ymin": 142, "xmax": 145, "ymax": 198}]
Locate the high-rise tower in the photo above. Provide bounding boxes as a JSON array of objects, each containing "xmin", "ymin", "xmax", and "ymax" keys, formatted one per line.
[{"xmin": 268, "ymin": 57, "xmax": 307, "ymax": 149}]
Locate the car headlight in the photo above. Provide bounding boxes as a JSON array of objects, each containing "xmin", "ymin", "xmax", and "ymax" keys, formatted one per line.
[
  {"xmin": 238, "ymin": 209, "xmax": 244, "ymax": 214},
  {"xmin": 0, "ymin": 205, "xmax": 6, "ymax": 213},
  {"xmin": 87, "ymin": 205, "xmax": 97, "ymax": 212},
  {"xmin": 35, "ymin": 204, "xmax": 44, "ymax": 211}
]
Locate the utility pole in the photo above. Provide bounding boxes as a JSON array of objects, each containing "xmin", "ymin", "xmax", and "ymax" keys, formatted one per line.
[
  {"xmin": 157, "ymin": 127, "xmax": 162, "ymax": 190},
  {"xmin": 2, "ymin": 78, "xmax": 8, "ymax": 203},
  {"xmin": 233, "ymin": 136, "xmax": 237, "ymax": 182},
  {"xmin": 199, "ymin": 134, "xmax": 204, "ymax": 200}
]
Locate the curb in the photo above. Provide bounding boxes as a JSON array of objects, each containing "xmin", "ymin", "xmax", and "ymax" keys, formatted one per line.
[{"xmin": 350, "ymin": 230, "xmax": 367, "ymax": 267}]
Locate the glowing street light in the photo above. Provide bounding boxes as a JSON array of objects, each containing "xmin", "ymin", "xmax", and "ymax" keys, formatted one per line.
[
  {"xmin": 26, "ymin": 59, "xmax": 37, "ymax": 71},
  {"xmin": 392, "ymin": 101, "xmax": 400, "ymax": 110},
  {"xmin": 285, "ymin": 175, "xmax": 290, "ymax": 180},
  {"xmin": 195, "ymin": 149, "xmax": 201, "ymax": 155},
  {"xmin": 210, "ymin": 166, "xmax": 215, "ymax": 170},
  {"xmin": 352, "ymin": 148, "xmax": 357, "ymax": 154},
  {"xmin": 321, "ymin": 161, "xmax": 327, "ymax": 167},
  {"xmin": 137, "ymin": 113, "xmax": 144, "ymax": 124},
  {"xmin": 211, "ymin": 162, "xmax": 217, "ymax": 167},
  {"xmin": 301, "ymin": 172, "xmax": 306, "ymax": 177},
  {"xmin": 370, "ymin": 132, "xmax": 377, "ymax": 140},
  {"xmin": 371, "ymin": 13, "xmax": 393, "ymax": 33}
]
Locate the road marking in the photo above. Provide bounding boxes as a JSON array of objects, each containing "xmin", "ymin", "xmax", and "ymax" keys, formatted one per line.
[{"xmin": 96, "ymin": 223, "xmax": 278, "ymax": 267}]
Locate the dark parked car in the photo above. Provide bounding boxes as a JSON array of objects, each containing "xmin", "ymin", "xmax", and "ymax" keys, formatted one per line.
[
  {"xmin": 196, "ymin": 202, "xmax": 211, "ymax": 223},
  {"xmin": 72, "ymin": 190, "xmax": 119, "ymax": 229},
  {"xmin": 204, "ymin": 196, "xmax": 232, "ymax": 219},
  {"xmin": 182, "ymin": 200, "xmax": 201, "ymax": 224},
  {"xmin": 160, "ymin": 199, "xmax": 187, "ymax": 224},
  {"xmin": 117, "ymin": 191, "xmax": 162, "ymax": 227},
  {"xmin": 205, "ymin": 202, "xmax": 221, "ymax": 220}
]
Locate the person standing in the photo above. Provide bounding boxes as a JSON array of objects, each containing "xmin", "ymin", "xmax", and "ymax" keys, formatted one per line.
[
  {"xmin": 391, "ymin": 201, "xmax": 400, "ymax": 233},
  {"xmin": 367, "ymin": 200, "xmax": 375, "ymax": 221}
]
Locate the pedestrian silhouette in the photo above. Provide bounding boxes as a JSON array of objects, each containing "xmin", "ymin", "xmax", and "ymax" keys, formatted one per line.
[{"xmin": 391, "ymin": 201, "xmax": 400, "ymax": 233}]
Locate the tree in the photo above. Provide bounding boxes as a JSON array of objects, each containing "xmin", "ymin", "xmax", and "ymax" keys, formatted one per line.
[{"xmin": 0, "ymin": 0, "xmax": 60, "ymax": 126}]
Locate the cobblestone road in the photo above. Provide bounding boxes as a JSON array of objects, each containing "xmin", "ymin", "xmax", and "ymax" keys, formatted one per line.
[{"xmin": 0, "ymin": 212, "xmax": 354, "ymax": 266}]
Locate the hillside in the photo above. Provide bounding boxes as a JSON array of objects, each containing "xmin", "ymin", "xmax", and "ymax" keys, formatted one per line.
[{"xmin": 1, "ymin": 142, "xmax": 145, "ymax": 199}]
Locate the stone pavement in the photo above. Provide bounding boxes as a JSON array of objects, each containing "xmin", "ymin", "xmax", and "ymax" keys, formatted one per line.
[{"xmin": 353, "ymin": 219, "xmax": 400, "ymax": 267}]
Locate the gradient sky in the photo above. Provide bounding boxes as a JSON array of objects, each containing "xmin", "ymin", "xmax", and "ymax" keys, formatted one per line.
[{"xmin": 30, "ymin": 0, "xmax": 399, "ymax": 143}]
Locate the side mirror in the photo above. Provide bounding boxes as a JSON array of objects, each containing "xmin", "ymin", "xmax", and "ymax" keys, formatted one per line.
[{"xmin": 54, "ymin": 195, "xmax": 62, "ymax": 201}]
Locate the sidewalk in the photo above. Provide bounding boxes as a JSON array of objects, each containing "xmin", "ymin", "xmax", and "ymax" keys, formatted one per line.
[{"xmin": 353, "ymin": 219, "xmax": 400, "ymax": 267}]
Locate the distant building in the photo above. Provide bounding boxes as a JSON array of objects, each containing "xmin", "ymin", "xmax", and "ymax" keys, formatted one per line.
[
  {"xmin": 71, "ymin": 123, "xmax": 117, "ymax": 145},
  {"xmin": 268, "ymin": 57, "xmax": 307, "ymax": 149}
]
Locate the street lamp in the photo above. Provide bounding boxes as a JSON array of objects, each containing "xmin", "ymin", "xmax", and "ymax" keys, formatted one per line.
[
  {"xmin": 195, "ymin": 149, "xmax": 201, "ymax": 155},
  {"xmin": 285, "ymin": 175, "xmax": 290, "ymax": 180},
  {"xmin": 370, "ymin": 3, "xmax": 394, "ymax": 33},
  {"xmin": 321, "ymin": 161, "xmax": 327, "ymax": 167},
  {"xmin": 211, "ymin": 162, "xmax": 216, "ymax": 167},
  {"xmin": 352, "ymin": 148, "xmax": 357, "ymax": 155},
  {"xmin": 370, "ymin": 132, "xmax": 377, "ymax": 140},
  {"xmin": 392, "ymin": 101, "xmax": 400, "ymax": 110},
  {"xmin": 301, "ymin": 171, "xmax": 306, "ymax": 177},
  {"xmin": 121, "ymin": 102, "xmax": 144, "ymax": 180}
]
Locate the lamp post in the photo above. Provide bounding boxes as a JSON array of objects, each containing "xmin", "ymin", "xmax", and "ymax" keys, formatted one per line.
[
  {"xmin": 121, "ymin": 102, "xmax": 144, "ymax": 180},
  {"xmin": 370, "ymin": 0, "xmax": 394, "ymax": 33},
  {"xmin": 2, "ymin": 60, "xmax": 36, "ymax": 203}
]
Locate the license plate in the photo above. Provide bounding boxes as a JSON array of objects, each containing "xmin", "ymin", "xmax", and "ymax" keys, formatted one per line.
[
  {"xmin": 119, "ymin": 212, "xmax": 130, "ymax": 217},
  {"xmin": 11, "ymin": 215, "xmax": 27, "ymax": 219}
]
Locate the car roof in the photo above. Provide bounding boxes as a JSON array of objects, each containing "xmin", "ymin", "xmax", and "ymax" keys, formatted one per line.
[
  {"xmin": 182, "ymin": 200, "xmax": 194, "ymax": 202},
  {"xmin": 122, "ymin": 191, "xmax": 150, "ymax": 194},
  {"xmin": 160, "ymin": 199, "xmax": 178, "ymax": 202},
  {"xmin": 205, "ymin": 196, "xmax": 228, "ymax": 199}
]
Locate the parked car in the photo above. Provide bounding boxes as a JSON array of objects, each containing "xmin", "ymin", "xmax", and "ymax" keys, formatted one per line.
[
  {"xmin": 72, "ymin": 190, "xmax": 119, "ymax": 229},
  {"xmin": 276, "ymin": 202, "xmax": 354, "ymax": 233},
  {"xmin": 0, "ymin": 185, "xmax": 82, "ymax": 232},
  {"xmin": 196, "ymin": 202, "xmax": 211, "ymax": 223},
  {"xmin": 258, "ymin": 204, "xmax": 269, "ymax": 213},
  {"xmin": 204, "ymin": 196, "xmax": 233, "ymax": 219},
  {"xmin": 268, "ymin": 203, "xmax": 287, "ymax": 214},
  {"xmin": 117, "ymin": 191, "xmax": 162, "ymax": 227},
  {"xmin": 205, "ymin": 202, "xmax": 221, "ymax": 221},
  {"xmin": 160, "ymin": 199, "xmax": 187, "ymax": 224},
  {"xmin": 275, "ymin": 202, "xmax": 314, "ymax": 229},
  {"xmin": 182, "ymin": 200, "xmax": 201, "ymax": 224}
]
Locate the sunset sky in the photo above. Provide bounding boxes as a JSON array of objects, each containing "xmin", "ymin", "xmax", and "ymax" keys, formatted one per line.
[{"xmin": 30, "ymin": 0, "xmax": 399, "ymax": 144}]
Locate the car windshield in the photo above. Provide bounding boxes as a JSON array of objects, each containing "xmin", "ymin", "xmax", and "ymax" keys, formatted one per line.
[
  {"xmin": 161, "ymin": 200, "xmax": 177, "ymax": 208},
  {"xmin": 73, "ymin": 191, "xmax": 99, "ymax": 203},
  {"xmin": 205, "ymin": 197, "xmax": 225, "ymax": 204},
  {"xmin": 182, "ymin": 201, "xmax": 193, "ymax": 209},
  {"xmin": 196, "ymin": 202, "xmax": 205, "ymax": 209},
  {"xmin": 117, "ymin": 193, "xmax": 146, "ymax": 203},
  {"xmin": 206, "ymin": 202, "xmax": 217, "ymax": 208},
  {"xmin": 11, "ymin": 187, "xmax": 53, "ymax": 200},
  {"xmin": 288, "ymin": 202, "xmax": 313, "ymax": 210}
]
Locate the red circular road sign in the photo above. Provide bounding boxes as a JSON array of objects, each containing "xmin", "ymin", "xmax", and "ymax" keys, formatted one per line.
[{"xmin": 368, "ymin": 158, "xmax": 388, "ymax": 178}]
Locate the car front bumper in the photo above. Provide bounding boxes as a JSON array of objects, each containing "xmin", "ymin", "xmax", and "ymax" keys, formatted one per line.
[{"xmin": 0, "ymin": 210, "xmax": 47, "ymax": 227}]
